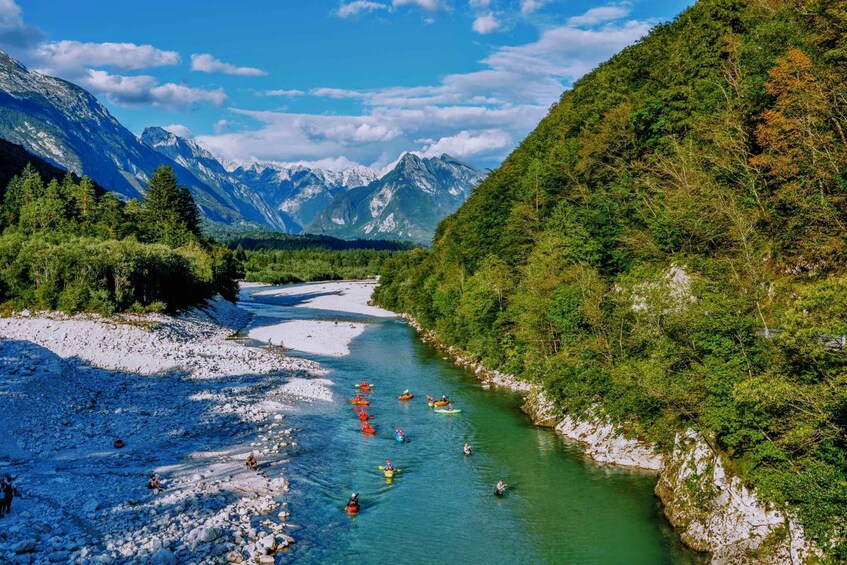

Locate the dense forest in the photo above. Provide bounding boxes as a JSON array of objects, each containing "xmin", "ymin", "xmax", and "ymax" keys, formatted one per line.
[
  {"xmin": 374, "ymin": 0, "xmax": 847, "ymax": 556},
  {"xmin": 224, "ymin": 231, "xmax": 416, "ymax": 284},
  {"xmin": 0, "ymin": 164, "xmax": 242, "ymax": 314}
]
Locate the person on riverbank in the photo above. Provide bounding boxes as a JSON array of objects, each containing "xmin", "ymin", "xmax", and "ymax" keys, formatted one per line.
[
  {"xmin": 147, "ymin": 474, "xmax": 164, "ymax": 492},
  {"xmin": 463, "ymin": 443, "xmax": 472, "ymax": 456},
  {"xmin": 246, "ymin": 452, "xmax": 258, "ymax": 471}
]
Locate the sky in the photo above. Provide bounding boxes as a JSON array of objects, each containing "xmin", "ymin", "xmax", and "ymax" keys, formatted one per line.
[{"xmin": 0, "ymin": 0, "xmax": 694, "ymax": 170}]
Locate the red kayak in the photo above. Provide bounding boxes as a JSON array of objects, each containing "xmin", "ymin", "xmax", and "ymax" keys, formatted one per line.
[
  {"xmin": 346, "ymin": 504, "xmax": 360, "ymax": 514},
  {"xmin": 361, "ymin": 425, "xmax": 377, "ymax": 435},
  {"xmin": 358, "ymin": 411, "xmax": 371, "ymax": 421}
]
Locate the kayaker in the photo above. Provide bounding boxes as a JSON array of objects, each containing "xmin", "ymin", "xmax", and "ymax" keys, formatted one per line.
[
  {"xmin": 361, "ymin": 422, "xmax": 375, "ymax": 433},
  {"xmin": 346, "ymin": 493, "xmax": 359, "ymax": 510},
  {"xmin": 384, "ymin": 460, "xmax": 395, "ymax": 472},
  {"xmin": 463, "ymin": 443, "xmax": 472, "ymax": 456},
  {"xmin": 495, "ymin": 478, "xmax": 508, "ymax": 496},
  {"xmin": 440, "ymin": 394, "xmax": 448, "ymax": 402},
  {"xmin": 403, "ymin": 389, "xmax": 410, "ymax": 396},
  {"xmin": 360, "ymin": 381, "xmax": 369, "ymax": 389},
  {"xmin": 446, "ymin": 403, "xmax": 454, "ymax": 411}
]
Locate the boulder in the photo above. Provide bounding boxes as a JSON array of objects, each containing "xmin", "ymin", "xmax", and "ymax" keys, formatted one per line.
[{"xmin": 150, "ymin": 548, "xmax": 176, "ymax": 565}]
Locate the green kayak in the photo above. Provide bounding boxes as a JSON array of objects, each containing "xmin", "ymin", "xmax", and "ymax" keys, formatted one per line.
[{"xmin": 434, "ymin": 409, "xmax": 462, "ymax": 414}]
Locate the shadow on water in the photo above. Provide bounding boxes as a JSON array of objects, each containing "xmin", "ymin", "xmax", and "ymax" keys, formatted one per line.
[{"xmin": 241, "ymin": 286, "xmax": 707, "ymax": 564}]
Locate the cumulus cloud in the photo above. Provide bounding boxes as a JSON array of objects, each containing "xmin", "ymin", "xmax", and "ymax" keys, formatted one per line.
[
  {"xmin": 32, "ymin": 41, "xmax": 180, "ymax": 74},
  {"xmin": 162, "ymin": 124, "xmax": 193, "ymax": 139},
  {"xmin": 0, "ymin": 0, "xmax": 43, "ymax": 48},
  {"xmin": 81, "ymin": 69, "xmax": 227, "ymax": 110},
  {"xmin": 468, "ymin": 0, "xmax": 490, "ymax": 8},
  {"xmin": 421, "ymin": 129, "xmax": 511, "ymax": 158},
  {"xmin": 520, "ymin": 0, "xmax": 550, "ymax": 15},
  {"xmin": 392, "ymin": 0, "xmax": 444, "ymax": 11},
  {"xmin": 472, "ymin": 13, "xmax": 500, "ymax": 34},
  {"xmin": 567, "ymin": 5, "xmax": 630, "ymax": 27},
  {"xmin": 264, "ymin": 89, "xmax": 305, "ymax": 96},
  {"xmin": 190, "ymin": 53, "xmax": 267, "ymax": 76},
  {"xmin": 336, "ymin": 1, "xmax": 390, "ymax": 18}
]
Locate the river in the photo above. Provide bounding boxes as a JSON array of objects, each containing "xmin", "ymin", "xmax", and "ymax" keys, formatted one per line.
[{"xmin": 240, "ymin": 283, "xmax": 704, "ymax": 564}]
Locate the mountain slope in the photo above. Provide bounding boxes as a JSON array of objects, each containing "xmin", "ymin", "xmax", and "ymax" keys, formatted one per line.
[
  {"xmin": 308, "ymin": 153, "xmax": 484, "ymax": 242},
  {"xmin": 0, "ymin": 50, "xmax": 256, "ymax": 226},
  {"xmin": 374, "ymin": 0, "xmax": 847, "ymax": 557},
  {"xmin": 141, "ymin": 127, "xmax": 297, "ymax": 232},
  {"xmin": 0, "ymin": 137, "xmax": 105, "ymax": 202}
]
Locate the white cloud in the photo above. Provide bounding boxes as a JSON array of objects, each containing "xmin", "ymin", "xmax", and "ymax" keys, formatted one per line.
[
  {"xmin": 468, "ymin": 0, "xmax": 490, "ymax": 8},
  {"xmin": 336, "ymin": 1, "xmax": 390, "ymax": 18},
  {"xmin": 520, "ymin": 0, "xmax": 550, "ymax": 15},
  {"xmin": 0, "ymin": 0, "xmax": 43, "ymax": 48},
  {"xmin": 162, "ymin": 124, "xmax": 193, "ymax": 139},
  {"xmin": 472, "ymin": 13, "xmax": 500, "ymax": 34},
  {"xmin": 264, "ymin": 89, "xmax": 306, "ymax": 96},
  {"xmin": 421, "ymin": 129, "xmax": 511, "ymax": 158},
  {"xmin": 81, "ymin": 69, "xmax": 227, "ymax": 110},
  {"xmin": 32, "ymin": 40, "xmax": 179, "ymax": 73},
  {"xmin": 567, "ymin": 6, "xmax": 630, "ymax": 27},
  {"xmin": 392, "ymin": 0, "xmax": 444, "ymax": 11},
  {"xmin": 190, "ymin": 53, "xmax": 267, "ymax": 76},
  {"xmin": 311, "ymin": 87, "xmax": 367, "ymax": 99},
  {"xmin": 213, "ymin": 119, "xmax": 232, "ymax": 134}
]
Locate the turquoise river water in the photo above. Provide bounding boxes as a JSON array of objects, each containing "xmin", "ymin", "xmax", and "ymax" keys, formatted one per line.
[{"xmin": 240, "ymin": 284, "xmax": 705, "ymax": 564}]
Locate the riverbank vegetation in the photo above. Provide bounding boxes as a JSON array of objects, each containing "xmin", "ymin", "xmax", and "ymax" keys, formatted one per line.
[
  {"xmin": 374, "ymin": 0, "xmax": 847, "ymax": 556},
  {"xmin": 0, "ymin": 165, "xmax": 242, "ymax": 314}
]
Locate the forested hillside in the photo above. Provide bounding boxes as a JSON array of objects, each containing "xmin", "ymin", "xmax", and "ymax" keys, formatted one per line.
[
  {"xmin": 0, "ymin": 165, "xmax": 241, "ymax": 313},
  {"xmin": 374, "ymin": 0, "xmax": 847, "ymax": 556}
]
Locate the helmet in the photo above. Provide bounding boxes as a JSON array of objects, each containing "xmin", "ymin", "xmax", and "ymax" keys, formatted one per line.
[{"xmin": 351, "ymin": 492, "xmax": 358, "ymax": 498}]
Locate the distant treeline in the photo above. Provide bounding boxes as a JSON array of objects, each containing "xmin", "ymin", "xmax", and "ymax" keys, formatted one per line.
[
  {"xmin": 219, "ymin": 230, "xmax": 417, "ymax": 252},
  {"xmin": 0, "ymin": 164, "xmax": 241, "ymax": 314}
]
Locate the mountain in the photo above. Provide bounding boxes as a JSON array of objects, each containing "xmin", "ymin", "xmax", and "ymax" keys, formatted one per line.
[
  {"xmin": 0, "ymin": 50, "xmax": 261, "ymax": 227},
  {"xmin": 307, "ymin": 153, "xmax": 484, "ymax": 243},
  {"xmin": 140, "ymin": 127, "xmax": 296, "ymax": 232},
  {"xmin": 372, "ymin": 0, "xmax": 847, "ymax": 558},
  {"xmin": 226, "ymin": 161, "xmax": 379, "ymax": 232},
  {"xmin": 0, "ymin": 137, "xmax": 105, "ymax": 202}
]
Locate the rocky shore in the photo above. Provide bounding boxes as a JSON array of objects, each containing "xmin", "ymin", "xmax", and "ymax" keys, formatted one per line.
[
  {"xmin": 401, "ymin": 313, "xmax": 819, "ymax": 563},
  {"xmin": 0, "ymin": 296, "xmax": 330, "ymax": 564}
]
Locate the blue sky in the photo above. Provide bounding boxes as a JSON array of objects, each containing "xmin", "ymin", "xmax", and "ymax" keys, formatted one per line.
[{"xmin": 1, "ymin": 0, "xmax": 693, "ymax": 170}]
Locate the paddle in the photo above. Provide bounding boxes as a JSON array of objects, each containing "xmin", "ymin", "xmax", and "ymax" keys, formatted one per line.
[{"xmin": 378, "ymin": 466, "xmax": 403, "ymax": 473}]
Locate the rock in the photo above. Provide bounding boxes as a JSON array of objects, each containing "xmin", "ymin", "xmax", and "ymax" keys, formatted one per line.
[
  {"xmin": 12, "ymin": 539, "xmax": 37, "ymax": 554},
  {"xmin": 257, "ymin": 556, "xmax": 274, "ymax": 565},
  {"xmin": 150, "ymin": 548, "xmax": 177, "ymax": 565}
]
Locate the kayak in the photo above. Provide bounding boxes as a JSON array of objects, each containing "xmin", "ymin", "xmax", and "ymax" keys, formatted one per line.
[
  {"xmin": 346, "ymin": 504, "xmax": 360, "ymax": 514},
  {"xmin": 350, "ymin": 399, "xmax": 370, "ymax": 406},
  {"xmin": 394, "ymin": 434, "xmax": 407, "ymax": 443},
  {"xmin": 358, "ymin": 412, "xmax": 371, "ymax": 421},
  {"xmin": 427, "ymin": 402, "xmax": 435, "ymax": 408},
  {"xmin": 355, "ymin": 383, "xmax": 374, "ymax": 391},
  {"xmin": 362, "ymin": 428, "xmax": 377, "ymax": 435},
  {"xmin": 434, "ymin": 409, "xmax": 462, "ymax": 415},
  {"xmin": 398, "ymin": 394, "xmax": 414, "ymax": 401},
  {"xmin": 384, "ymin": 470, "xmax": 395, "ymax": 479},
  {"xmin": 433, "ymin": 400, "xmax": 449, "ymax": 407}
]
